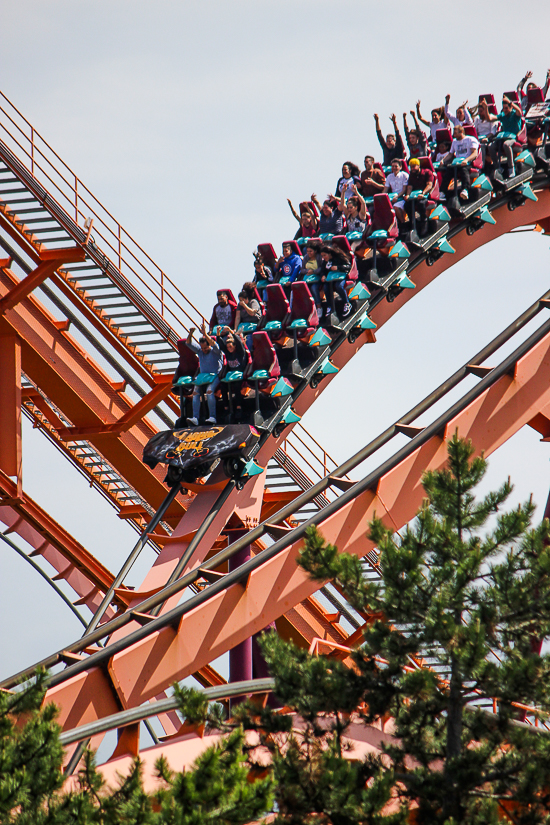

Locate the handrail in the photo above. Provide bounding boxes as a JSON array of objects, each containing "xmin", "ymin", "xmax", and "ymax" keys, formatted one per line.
[
  {"xmin": 0, "ymin": 91, "xmax": 205, "ymax": 337},
  {"xmin": 0, "ymin": 89, "xmax": 336, "ymax": 493}
]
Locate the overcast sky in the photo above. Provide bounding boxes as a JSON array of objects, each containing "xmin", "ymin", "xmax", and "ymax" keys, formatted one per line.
[{"xmin": 2, "ymin": 1, "xmax": 550, "ymax": 679}]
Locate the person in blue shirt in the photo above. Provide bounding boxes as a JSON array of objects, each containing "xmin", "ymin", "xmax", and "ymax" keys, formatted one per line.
[
  {"xmin": 488, "ymin": 96, "xmax": 524, "ymax": 178},
  {"xmin": 275, "ymin": 242, "xmax": 302, "ymax": 283},
  {"xmin": 185, "ymin": 321, "xmax": 224, "ymax": 425}
]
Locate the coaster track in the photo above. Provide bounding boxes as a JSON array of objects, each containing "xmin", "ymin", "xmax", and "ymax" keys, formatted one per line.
[{"xmin": 1, "ymin": 89, "xmax": 550, "ymax": 769}]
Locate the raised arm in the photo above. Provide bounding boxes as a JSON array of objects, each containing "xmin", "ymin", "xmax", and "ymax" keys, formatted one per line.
[
  {"xmin": 517, "ymin": 70, "xmax": 533, "ymax": 94},
  {"xmin": 355, "ymin": 188, "xmax": 367, "ymax": 221},
  {"xmin": 201, "ymin": 320, "xmax": 216, "ymax": 347},
  {"xmin": 415, "ymin": 100, "xmax": 430, "ymax": 128},
  {"xmin": 409, "ymin": 109, "xmax": 421, "ymax": 130},
  {"xmin": 338, "ymin": 186, "xmax": 346, "ymax": 213},
  {"xmin": 374, "ymin": 113, "xmax": 386, "ymax": 150},
  {"xmin": 186, "ymin": 326, "xmax": 196, "ymax": 345},
  {"xmin": 543, "ymin": 69, "xmax": 550, "ymax": 99},
  {"xmin": 287, "ymin": 198, "xmax": 300, "ymax": 222}
]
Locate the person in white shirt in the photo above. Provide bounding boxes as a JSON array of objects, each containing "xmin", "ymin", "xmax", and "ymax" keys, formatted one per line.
[
  {"xmin": 440, "ymin": 125, "xmax": 480, "ymax": 200},
  {"xmin": 384, "ymin": 158, "xmax": 409, "ymax": 221},
  {"xmin": 444, "ymin": 93, "xmax": 473, "ymax": 128}
]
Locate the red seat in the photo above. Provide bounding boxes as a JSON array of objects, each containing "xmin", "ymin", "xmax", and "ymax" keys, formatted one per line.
[
  {"xmin": 332, "ymin": 234, "xmax": 358, "ymax": 284},
  {"xmin": 248, "ymin": 331, "xmax": 281, "ymax": 386},
  {"xmin": 371, "ymin": 194, "xmax": 399, "ymax": 239},
  {"xmin": 464, "ymin": 124, "xmax": 477, "ymax": 138},
  {"xmin": 264, "ymin": 284, "xmax": 290, "ymax": 341},
  {"xmin": 173, "ymin": 340, "xmax": 199, "ymax": 387},
  {"xmin": 434, "ymin": 126, "xmax": 453, "ymax": 146},
  {"xmin": 503, "ymin": 90, "xmax": 520, "ymax": 104},
  {"xmin": 282, "ymin": 240, "xmax": 302, "ymax": 257},
  {"xmin": 285, "ymin": 282, "xmax": 319, "ymax": 335},
  {"xmin": 527, "ymin": 86, "xmax": 545, "ymax": 106},
  {"xmin": 300, "ymin": 200, "xmax": 318, "ymax": 217},
  {"xmin": 513, "ymin": 119, "xmax": 527, "ymax": 149},
  {"xmin": 418, "ymin": 156, "xmax": 440, "ymax": 201},
  {"xmin": 256, "ymin": 243, "xmax": 278, "ymax": 271}
]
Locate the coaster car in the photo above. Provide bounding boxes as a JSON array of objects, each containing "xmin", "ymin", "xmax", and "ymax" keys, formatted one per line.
[{"xmin": 143, "ymin": 423, "xmax": 260, "ymax": 486}]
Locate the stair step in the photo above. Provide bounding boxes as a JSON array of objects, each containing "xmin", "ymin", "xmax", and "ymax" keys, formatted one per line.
[
  {"xmin": 143, "ymin": 356, "xmax": 177, "ymax": 364},
  {"xmin": 15, "ymin": 216, "xmax": 57, "ymax": 225},
  {"xmin": 77, "ymin": 286, "xmax": 121, "ymax": 294},
  {"xmin": 112, "ymin": 321, "xmax": 152, "ymax": 328},
  {"xmin": 7, "ymin": 206, "xmax": 48, "ymax": 215},
  {"xmin": 95, "ymin": 302, "xmax": 133, "ymax": 310},
  {"xmin": 68, "ymin": 274, "xmax": 106, "ymax": 281},
  {"xmin": 24, "ymin": 226, "xmax": 70, "ymax": 235},
  {"xmin": 123, "ymin": 330, "xmax": 164, "ymax": 338},
  {"xmin": 140, "ymin": 348, "xmax": 174, "ymax": 355},
  {"xmin": 2, "ymin": 197, "xmax": 39, "ymax": 205},
  {"xmin": 0, "ymin": 187, "xmax": 27, "ymax": 194},
  {"xmin": 101, "ymin": 310, "xmax": 141, "ymax": 318}
]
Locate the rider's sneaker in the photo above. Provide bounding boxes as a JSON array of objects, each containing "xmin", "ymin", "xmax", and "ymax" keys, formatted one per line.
[{"xmin": 187, "ymin": 417, "xmax": 198, "ymax": 426}]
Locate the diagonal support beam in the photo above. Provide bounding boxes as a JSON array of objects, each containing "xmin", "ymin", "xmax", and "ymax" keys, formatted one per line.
[
  {"xmin": 57, "ymin": 374, "xmax": 174, "ymax": 438},
  {"xmin": 0, "ymin": 247, "xmax": 85, "ymax": 314}
]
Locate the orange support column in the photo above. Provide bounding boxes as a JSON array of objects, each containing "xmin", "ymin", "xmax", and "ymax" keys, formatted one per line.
[{"xmin": 0, "ymin": 334, "xmax": 22, "ymax": 496}]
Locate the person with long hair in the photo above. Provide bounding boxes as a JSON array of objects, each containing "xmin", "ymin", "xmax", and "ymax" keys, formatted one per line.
[
  {"xmin": 334, "ymin": 162, "xmax": 361, "ymax": 202},
  {"xmin": 318, "ymin": 243, "xmax": 352, "ymax": 320}
]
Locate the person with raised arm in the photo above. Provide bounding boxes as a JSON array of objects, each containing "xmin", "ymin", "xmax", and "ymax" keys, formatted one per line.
[
  {"xmin": 516, "ymin": 68, "xmax": 550, "ymax": 111},
  {"xmin": 185, "ymin": 321, "xmax": 224, "ymax": 425},
  {"xmin": 415, "ymin": 100, "xmax": 445, "ymax": 143},
  {"xmin": 374, "ymin": 113, "xmax": 405, "ymax": 166},
  {"xmin": 403, "ymin": 113, "xmax": 428, "ymax": 159},
  {"xmin": 487, "ymin": 95, "xmax": 524, "ymax": 178},
  {"xmin": 338, "ymin": 185, "xmax": 367, "ymax": 234},
  {"xmin": 312, "ymin": 193, "xmax": 344, "ymax": 236},
  {"xmin": 287, "ymin": 199, "xmax": 318, "ymax": 239},
  {"xmin": 444, "ymin": 94, "xmax": 473, "ymax": 128}
]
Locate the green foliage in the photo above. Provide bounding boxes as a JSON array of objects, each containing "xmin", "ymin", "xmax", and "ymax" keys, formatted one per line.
[
  {"xmin": 295, "ymin": 434, "xmax": 550, "ymax": 824},
  {"xmin": 0, "ymin": 675, "xmax": 272, "ymax": 825}
]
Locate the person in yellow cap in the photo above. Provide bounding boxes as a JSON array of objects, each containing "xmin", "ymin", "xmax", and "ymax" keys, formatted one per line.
[{"xmin": 403, "ymin": 158, "xmax": 435, "ymax": 237}]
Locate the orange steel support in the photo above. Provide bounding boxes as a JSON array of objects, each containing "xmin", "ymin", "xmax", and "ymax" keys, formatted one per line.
[
  {"xmin": 0, "ymin": 247, "xmax": 85, "ymax": 313},
  {"xmin": 0, "ymin": 333, "xmax": 22, "ymax": 494},
  {"xmin": 0, "ymin": 469, "xmax": 130, "ymax": 611},
  {"xmin": 0, "ymin": 270, "xmax": 185, "ymax": 515},
  {"xmin": 46, "ymin": 322, "xmax": 550, "ymax": 726}
]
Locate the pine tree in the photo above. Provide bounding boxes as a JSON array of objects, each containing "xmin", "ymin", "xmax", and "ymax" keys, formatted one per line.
[
  {"xmin": 289, "ymin": 434, "xmax": 550, "ymax": 824},
  {"xmin": 0, "ymin": 673, "xmax": 272, "ymax": 824}
]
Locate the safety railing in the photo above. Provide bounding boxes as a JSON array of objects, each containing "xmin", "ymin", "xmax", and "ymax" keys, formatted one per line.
[
  {"xmin": 0, "ymin": 89, "xmax": 342, "ymax": 503},
  {"xmin": 0, "ymin": 90, "xmax": 205, "ymax": 338}
]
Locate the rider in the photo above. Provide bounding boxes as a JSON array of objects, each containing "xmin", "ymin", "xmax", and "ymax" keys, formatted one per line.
[{"xmin": 185, "ymin": 322, "xmax": 224, "ymax": 425}]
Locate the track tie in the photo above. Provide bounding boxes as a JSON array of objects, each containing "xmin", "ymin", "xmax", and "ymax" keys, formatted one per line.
[
  {"xmin": 465, "ymin": 364, "xmax": 493, "ymax": 378},
  {"xmin": 395, "ymin": 424, "xmax": 424, "ymax": 438}
]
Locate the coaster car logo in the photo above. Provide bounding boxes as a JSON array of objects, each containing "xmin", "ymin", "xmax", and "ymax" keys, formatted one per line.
[{"xmin": 166, "ymin": 426, "xmax": 223, "ymax": 459}]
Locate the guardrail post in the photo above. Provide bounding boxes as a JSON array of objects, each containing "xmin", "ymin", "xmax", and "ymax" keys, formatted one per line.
[
  {"xmin": 74, "ymin": 176, "xmax": 78, "ymax": 222},
  {"xmin": 30, "ymin": 126, "xmax": 34, "ymax": 176}
]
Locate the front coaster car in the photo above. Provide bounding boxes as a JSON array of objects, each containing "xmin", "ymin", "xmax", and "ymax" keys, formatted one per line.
[{"xmin": 143, "ymin": 424, "xmax": 260, "ymax": 486}]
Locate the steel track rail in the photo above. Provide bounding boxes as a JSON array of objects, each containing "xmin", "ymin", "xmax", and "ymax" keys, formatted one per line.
[
  {"xmin": 58, "ymin": 678, "xmax": 275, "ymax": 746},
  {"xmin": 4, "ymin": 291, "xmax": 550, "ymax": 691}
]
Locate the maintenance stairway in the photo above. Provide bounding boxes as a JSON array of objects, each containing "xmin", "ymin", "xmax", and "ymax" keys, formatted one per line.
[{"xmin": 0, "ymin": 90, "xmax": 348, "ymax": 652}]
